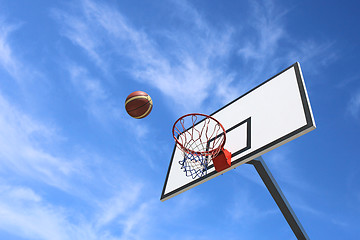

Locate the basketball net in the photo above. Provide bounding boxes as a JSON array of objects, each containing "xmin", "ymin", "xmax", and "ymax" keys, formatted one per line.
[{"xmin": 172, "ymin": 113, "xmax": 227, "ymax": 179}]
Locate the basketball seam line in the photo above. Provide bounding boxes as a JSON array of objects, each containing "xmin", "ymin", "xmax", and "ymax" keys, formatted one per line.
[
  {"xmin": 126, "ymin": 96, "xmax": 152, "ymax": 112},
  {"xmin": 125, "ymin": 95, "xmax": 150, "ymax": 105},
  {"xmin": 133, "ymin": 100, "xmax": 153, "ymax": 119},
  {"xmin": 127, "ymin": 100, "xmax": 151, "ymax": 112}
]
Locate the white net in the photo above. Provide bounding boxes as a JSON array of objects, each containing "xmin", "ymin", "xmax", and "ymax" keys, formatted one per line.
[{"xmin": 173, "ymin": 114, "xmax": 226, "ymax": 178}]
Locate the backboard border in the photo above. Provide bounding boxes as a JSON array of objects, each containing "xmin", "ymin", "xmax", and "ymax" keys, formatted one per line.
[
  {"xmin": 161, "ymin": 62, "xmax": 315, "ymax": 201},
  {"xmin": 207, "ymin": 117, "xmax": 251, "ymax": 170}
]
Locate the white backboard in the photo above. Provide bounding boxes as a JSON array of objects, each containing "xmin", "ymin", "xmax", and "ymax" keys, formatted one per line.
[{"xmin": 161, "ymin": 62, "xmax": 315, "ymax": 201}]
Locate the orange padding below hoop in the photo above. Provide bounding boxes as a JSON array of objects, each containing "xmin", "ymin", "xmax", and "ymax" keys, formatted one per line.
[{"xmin": 212, "ymin": 149, "xmax": 232, "ymax": 172}]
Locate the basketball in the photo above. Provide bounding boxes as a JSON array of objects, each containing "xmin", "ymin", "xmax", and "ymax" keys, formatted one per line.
[{"xmin": 125, "ymin": 91, "xmax": 153, "ymax": 119}]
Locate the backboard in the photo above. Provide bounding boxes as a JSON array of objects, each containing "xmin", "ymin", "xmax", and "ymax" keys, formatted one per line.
[{"xmin": 161, "ymin": 62, "xmax": 315, "ymax": 201}]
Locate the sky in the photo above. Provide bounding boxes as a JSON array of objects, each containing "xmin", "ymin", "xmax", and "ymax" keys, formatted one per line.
[{"xmin": 0, "ymin": 0, "xmax": 359, "ymax": 239}]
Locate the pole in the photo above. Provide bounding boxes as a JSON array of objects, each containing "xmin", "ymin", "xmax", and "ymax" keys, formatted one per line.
[{"xmin": 246, "ymin": 156, "xmax": 310, "ymax": 240}]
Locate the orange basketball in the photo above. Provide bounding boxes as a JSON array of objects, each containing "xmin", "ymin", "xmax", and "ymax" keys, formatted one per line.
[{"xmin": 125, "ymin": 91, "xmax": 153, "ymax": 119}]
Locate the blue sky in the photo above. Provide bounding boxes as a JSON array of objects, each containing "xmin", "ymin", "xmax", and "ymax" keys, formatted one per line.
[{"xmin": 0, "ymin": 0, "xmax": 359, "ymax": 239}]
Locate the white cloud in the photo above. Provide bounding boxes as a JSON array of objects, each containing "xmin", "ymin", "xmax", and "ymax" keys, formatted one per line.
[
  {"xmin": 118, "ymin": 202, "xmax": 151, "ymax": 240},
  {"xmin": 348, "ymin": 90, "xmax": 360, "ymax": 118},
  {"xmin": 66, "ymin": 63, "xmax": 154, "ymax": 150},
  {"xmin": 0, "ymin": 17, "xmax": 44, "ymax": 86},
  {"xmin": 237, "ymin": 0, "xmax": 288, "ymax": 80},
  {"xmin": 0, "ymin": 92, "xmax": 83, "ymax": 191},
  {"xmin": 96, "ymin": 183, "xmax": 143, "ymax": 227},
  {"xmin": 228, "ymin": 187, "xmax": 277, "ymax": 223},
  {"xmin": 0, "ymin": 6, "xmax": 162, "ymax": 240},
  {"xmin": 0, "ymin": 90, "xmax": 155, "ymax": 240},
  {"xmin": 53, "ymin": 0, "xmax": 235, "ymax": 112},
  {"xmin": 0, "ymin": 184, "xmax": 88, "ymax": 240},
  {"xmin": 0, "ymin": 184, "xmax": 42, "ymax": 203},
  {"xmin": 291, "ymin": 195, "xmax": 351, "ymax": 229},
  {"xmin": 0, "ymin": 18, "xmax": 23, "ymax": 80},
  {"xmin": 0, "ymin": 183, "xmax": 137, "ymax": 240},
  {"xmin": 0, "ymin": 176, "xmax": 155, "ymax": 240},
  {"xmin": 238, "ymin": 1, "xmax": 285, "ymax": 61},
  {"xmin": 233, "ymin": 150, "xmax": 314, "ymax": 193},
  {"xmin": 287, "ymin": 40, "xmax": 336, "ymax": 74},
  {"xmin": 236, "ymin": 0, "xmax": 337, "ymax": 87},
  {"xmin": 54, "ymin": 0, "xmax": 336, "ymax": 115},
  {"xmin": 233, "ymin": 163, "xmax": 265, "ymax": 187},
  {"xmin": 91, "ymin": 181, "xmax": 155, "ymax": 240},
  {"xmin": 67, "ymin": 64, "xmax": 122, "ymax": 123},
  {"xmin": 265, "ymin": 149, "xmax": 316, "ymax": 193},
  {"xmin": 55, "ymin": 11, "xmax": 106, "ymax": 70}
]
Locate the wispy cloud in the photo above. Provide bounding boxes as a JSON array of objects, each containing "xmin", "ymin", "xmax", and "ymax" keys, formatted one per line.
[
  {"xmin": 0, "ymin": 182, "xmax": 154, "ymax": 240},
  {"xmin": 53, "ymin": 10, "xmax": 106, "ymax": 71},
  {"xmin": 92, "ymin": 181, "xmax": 156, "ymax": 240},
  {"xmin": 96, "ymin": 183, "xmax": 143, "ymax": 227},
  {"xmin": 235, "ymin": 0, "xmax": 291, "ymax": 86},
  {"xmin": 66, "ymin": 63, "xmax": 153, "ymax": 138},
  {"xmin": 265, "ymin": 149, "xmax": 316, "ymax": 193},
  {"xmin": 52, "ymin": 0, "xmax": 337, "ymax": 114},
  {"xmin": 237, "ymin": 0, "xmax": 336, "ymax": 84},
  {"xmin": 67, "ymin": 64, "xmax": 122, "ymax": 124},
  {"xmin": 0, "ymin": 91, "xmax": 83, "ymax": 191},
  {"xmin": 287, "ymin": 40, "xmax": 337, "ymax": 74},
  {"xmin": 0, "ymin": 11, "xmax": 157, "ymax": 239},
  {"xmin": 234, "ymin": 149, "xmax": 314, "ymax": 193},
  {"xmin": 233, "ymin": 163, "xmax": 265, "ymax": 187},
  {"xmin": 292, "ymin": 195, "xmax": 351, "ymax": 230},
  {"xmin": 0, "ymin": 18, "xmax": 23, "ymax": 80},
  {"xmin": 238, "ymin": 1, "xmax": 286, "ymax": 62},
  {"xmin": 0, "ymin": 94, "xmax": 154, "ymax": 239},
  {"xmin": 0, "ymin": 16, "xmax": 46, "ymax": 87},
  {"xmin": 0, "ymin": 163, "xmax": 156, "ymax": 240},
  {"xmin": 228, "ymin": 187, "xmax": 277, "ymax": 223},
  {"xmin": 0, "ymin": 184, "xmax": 94, "ymax": 240},
  {"xmin": 348, "ymin": 90, "xmax": 360, "ymax": 118},
  {"xmin": 65, "ymin": 62, "xmax": 157, "ymax": 170},
  {"xmin": 53, "ymin": 0, "xmax": 235, "ymax": 112}
]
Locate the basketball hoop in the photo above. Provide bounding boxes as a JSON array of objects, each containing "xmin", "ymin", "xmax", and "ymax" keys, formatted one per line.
[{"xmin": 172, "ymin": 113, "xmax": 231, "ymax": 178}]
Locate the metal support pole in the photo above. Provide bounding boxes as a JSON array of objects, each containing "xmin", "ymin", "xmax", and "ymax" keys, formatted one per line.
[{"xmin": 246, "ymin": 156, "xmax": 310, "ymax": 240}]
